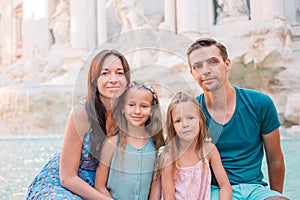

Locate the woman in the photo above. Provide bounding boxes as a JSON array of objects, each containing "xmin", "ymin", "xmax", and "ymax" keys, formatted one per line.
[{"xmin": 26, "ymin": 49, "xmax": 131, "ymax": 199}]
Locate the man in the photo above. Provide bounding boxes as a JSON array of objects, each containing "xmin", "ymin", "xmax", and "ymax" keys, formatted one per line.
[{"xmin": 187, "ymin": 38, "xmax": 288, "ymax": 199}]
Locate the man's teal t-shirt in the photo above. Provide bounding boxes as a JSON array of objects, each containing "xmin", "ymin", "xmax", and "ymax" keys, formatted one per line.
[{"xmin": 196, "ymin": 87, "xmax": 280, "ymax": 186}]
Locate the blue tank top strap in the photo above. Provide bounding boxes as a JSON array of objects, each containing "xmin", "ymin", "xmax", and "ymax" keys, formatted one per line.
[{"xmin": 115, "ymin": 134, "xmax": 119, "ymax": 143}]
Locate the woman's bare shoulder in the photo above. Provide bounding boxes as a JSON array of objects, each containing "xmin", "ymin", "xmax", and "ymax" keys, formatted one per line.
[{"xmin": 67, "ymin": 103, "xmax": 90, "ymax": 137}]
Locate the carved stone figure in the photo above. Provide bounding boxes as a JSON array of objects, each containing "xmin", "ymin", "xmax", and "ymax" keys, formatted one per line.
[
  {"xmin": 216, "ymin": 0, "xmax": 250, "ymax": 24},
  {"xmin": 107, "ymin": 0, "xmax": 148, "ymax": 33},
  {"xmin": 49, "ymin": 0, "xmax": 70, "ymax": 46}
]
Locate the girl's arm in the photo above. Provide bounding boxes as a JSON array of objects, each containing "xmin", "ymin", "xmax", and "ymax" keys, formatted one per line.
[
  {"xmin": 148, "ymin": 177, "xmax": 161, "ymax": 200},
  {"xmin": 161, "ymin": 164, "xmax": 175, "ymax": 200},
  {"xmin": 60, "ymin": 105, "xmax": 110, "ymax": 200},
  {"xmin": 207, "ymin": 143, "xmax": 232, "ymax": 200},
  {"xmin": 94, "ymin": 136, "xmax": 116, "ymax": 198}
]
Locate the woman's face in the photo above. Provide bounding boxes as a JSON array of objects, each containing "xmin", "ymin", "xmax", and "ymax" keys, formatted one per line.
[{"xmin": 97, "ymin": 55, "xmax": 128, "ymax": 101}]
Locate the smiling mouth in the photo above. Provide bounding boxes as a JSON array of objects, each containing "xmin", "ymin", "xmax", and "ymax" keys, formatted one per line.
[
  {"xmin": 107, "ymin": 87, "xmax": 120, "ymax": 89},
  {"xmin": 131, "ymin": 116, "xmax": 143, "ymax": 121},
  {"xmin": 202, "ymin": 77, "xmax": 214, "ymax": 82},
  {"xmin": 182, "ymin": 130, "xmax": 192, "ymax": 134}
]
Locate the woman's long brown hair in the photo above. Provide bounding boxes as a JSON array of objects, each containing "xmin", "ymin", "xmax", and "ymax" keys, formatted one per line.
[{"xmin": 85, "ymin": 49, "xmax": 131, "ymax": 160}]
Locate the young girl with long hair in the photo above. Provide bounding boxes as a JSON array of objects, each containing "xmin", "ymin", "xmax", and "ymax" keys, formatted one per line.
[
  {"xmin": 156, "ymin": 92, "xmax": 231, "ymax": 200},
  {"xmin": 94, "ymin": 81, "xmax": 165, "ymax": 200}
]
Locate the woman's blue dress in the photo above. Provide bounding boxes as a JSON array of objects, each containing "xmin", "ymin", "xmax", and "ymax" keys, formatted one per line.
[{"xmin": 25, "ymin": 131, "xmax": 98, "ymax": 199}]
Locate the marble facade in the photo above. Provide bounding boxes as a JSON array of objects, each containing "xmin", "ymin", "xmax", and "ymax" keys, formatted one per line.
[{"xmin": 0, "ymin": 0, "xmax": 300, "ymax": 136}]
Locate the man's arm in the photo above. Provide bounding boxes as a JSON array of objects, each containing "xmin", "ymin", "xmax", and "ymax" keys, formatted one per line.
[{"xmin": 262, "ymin": 128, "xmax": 285, "ymax": 193}]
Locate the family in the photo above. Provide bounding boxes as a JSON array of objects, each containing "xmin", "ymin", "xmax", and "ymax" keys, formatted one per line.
[{"xmin": 25, "ymin": 38, "xmax": 288, "ymax": 200}]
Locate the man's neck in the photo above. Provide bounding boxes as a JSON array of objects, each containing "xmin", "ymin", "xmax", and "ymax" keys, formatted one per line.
[{"xmin": 204, "ymin": 84, "xmax": 236, "ymax": 124}]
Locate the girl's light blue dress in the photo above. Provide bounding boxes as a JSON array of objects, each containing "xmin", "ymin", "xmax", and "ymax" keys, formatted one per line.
[
  {"xmin": 25, "ymin": 131, "xmax": 97, "ymax": 199},
  {"xmin": 107, "ymin": 134, "xmax": 156, "ymax": 200}
]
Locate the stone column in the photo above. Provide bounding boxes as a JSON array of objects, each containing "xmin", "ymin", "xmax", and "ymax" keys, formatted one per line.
[
  {"xmin": 1, "ymin": 2, "xmax": 13, "ymax": 65},
  {"xmin": 198, "ymin": 0, "xmax": 213, "ymax": 35},
  {"xmin": 285, "ymin": 0, "xmax": 298, "ymax": 25},
  {"xmin": 23, "ymin": 0, "xmax": 35, "ymax": 57},
  {"xmin": 251, "ymin": 0, "xmax": 285, "ymax": 22},
  {"xmin": 70, "ymin": 0, "xmax": 96, "ymax": 50},
  {"xmin": 22, "ymin": 0, "xmax": 52, "ymax": 58},
  {"xmin": 249, "ymin": 0, "xmax": 261, "ymax": 22},
  {"xmin": 87, "ymin": 0, "xmax": 97, "ymax": 50},
  {"xmin": 163, "ymin": 0, "xmax": 176, "ymax": 31},
  {"xmin": 97, "ymin": 0, "xmax": 107, "ymax": 45},
  {"xmin": 176, "ymin": 0, "xmax": 201, "ymax": 36},
  {"xmin": 264, "ymin": 0, "xmax": 284, "ymax": 21}
]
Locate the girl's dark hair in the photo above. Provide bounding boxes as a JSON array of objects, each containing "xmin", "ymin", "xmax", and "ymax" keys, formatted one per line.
[{"xmin": 85, "ymin": 49, "xmax": 131, "ymax": 160}]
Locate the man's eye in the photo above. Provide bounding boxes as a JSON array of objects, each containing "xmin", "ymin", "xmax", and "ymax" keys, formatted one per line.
[
  {"xmin": 193, "ymin": 65, "xmax": 202, "ymax": 70},
  {"xmin": 209, "ymin": 60, "xmax": 217, "ymax": 65}
]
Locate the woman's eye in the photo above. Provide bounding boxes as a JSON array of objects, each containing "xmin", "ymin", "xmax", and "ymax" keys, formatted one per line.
[{"xmin": 101, "ymin": 72, "xmax": 109, "ymax": 76}]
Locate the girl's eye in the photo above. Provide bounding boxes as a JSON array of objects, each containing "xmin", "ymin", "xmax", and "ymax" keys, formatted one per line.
[
  {"xmin": 128, "ymin": 103, "xmax": 135, "ymax": 107},
  {"xmin": 174, "ymin": 119, "xmax": 181, "ymax": 123},
  {"xmin": 189, "ymin": 116, "xmax": 195, "ymax": 120},
  {"xmin": 142, "ymin": 105, "xmax": 150, "ymax": 108},
  {"xmin": 117, "ymin": 71, "xmax": 125, "ymax": 75}
]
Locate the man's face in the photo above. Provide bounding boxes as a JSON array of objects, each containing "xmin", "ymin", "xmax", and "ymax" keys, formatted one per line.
[{"xmin": 189, "ymin": 46, "xmax": 230, "ymax": 92}]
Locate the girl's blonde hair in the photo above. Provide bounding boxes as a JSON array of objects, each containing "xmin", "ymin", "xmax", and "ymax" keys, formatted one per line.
[
  {"xmin": 156, "ymin": 92, "xmax": 210, "ymax": 178},
  {"xmin": 110, "ymin": 81, "xmax": 165, "ymax": 168}
]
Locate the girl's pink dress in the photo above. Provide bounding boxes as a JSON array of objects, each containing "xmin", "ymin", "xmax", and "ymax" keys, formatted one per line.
[{"xmin": 162, "ymin": 159, "xmax": 211, "ymax": 200}]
